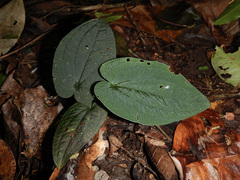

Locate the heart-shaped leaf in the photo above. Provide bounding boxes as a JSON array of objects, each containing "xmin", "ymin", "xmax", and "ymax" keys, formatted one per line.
[
  {"xmin": 94, "ymin": 57, "xmax": 210, "ymax": 125},
  {"xmin": 52, "ymin": 103, "xmax": 107, "ymax": 168},
  {"xmin": 211, "ymin": 46, "xmax": 240, "ymax": 86},
  {"xmin": 52, "ymin": 19, "xmax": 116, "ymax": 107}
]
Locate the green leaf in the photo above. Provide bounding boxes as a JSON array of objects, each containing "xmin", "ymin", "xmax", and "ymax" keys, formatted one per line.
[
  {"xmin": 213, "ymin": 0, "xmax": 240, "ymax": 25},
  {"xmin": 52, "ymin": 19, "xmax": 116, "ymax": 107},
  {"xmin": 0, "ymin": 73, "xmax": 6, "ymax": 86},
  {"xmin": 94, "ymin": 57, "xmax": 210, "ymax": 125},
  {"xmin": 95, "ymin": 12, "xmax": 123, "ymax": 23},
  {"xmin": 211, "ymin": 46, "xmax": 240, "ymax": 86},
  {"xmin": 198, "ymin": 65, "xmax": 208, "ymax": 71},
  {"xmin": 52, "ymin": 103, "xmax": 107, "ymax": 168}
]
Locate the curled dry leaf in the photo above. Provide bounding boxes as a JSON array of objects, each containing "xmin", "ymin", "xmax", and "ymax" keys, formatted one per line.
[
  {"xmin": 74, "ymin": 127, "xmax": 109, "ymax": 180},
  {"xmin": 186, "ymin": 155, "xmax": 240, "ymax": 179},
  {"xmin": 145, "ymin": 137, "xmax": 178, "ymax": 180},
  {"xmin": 0, "ymin": 139, "xmax": 16, "ymax": 180},
  {"xmin": 172, "ymin": 112, "xmax": 205, "ymax": 153},
  {"xmin": 172, "ymin": 109, "xmax": 225, "ymax": 154}
]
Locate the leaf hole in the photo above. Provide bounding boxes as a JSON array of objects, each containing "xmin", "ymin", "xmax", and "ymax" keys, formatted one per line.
[
  {"xmin": 219, "ymin": 66, "xmax": 229, "ymax": 71},
  {"xmin": 147, "ymin": 62, "xmax": 150, "ymax": 65},
  {"xmin": 126, "ymin": 58, "xmax": 130, "ymax": 62},
  {"xmin": 221, "ymin": 73, "xmax": 231, "ymax": 79},
  {"xmin": 160, "ymin": 85, "xmax": 163, "ymax": 88},
  {"xmin": 13, "ymin": 20, "xmax": 17, "ymax": 25},
  {"xmin": 140, "ymin": 60, "xmax": 144, "ymax": 62}
]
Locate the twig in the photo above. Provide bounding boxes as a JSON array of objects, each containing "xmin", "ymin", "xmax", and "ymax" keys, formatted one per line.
[
  {"xmin": 155, "ymin": 125, "xmax": 172, "ymax": 142},
  {"xmin": 41, "ymin": 1, "xmax": 144, "ymax": 20},
  {"xmin": 124, "ymin": 3, "xmax": 149, "ymax": 48},
  {"xmin": 0, "ymin": 25, "xmax": 56, "ymax": 59},
  {"xmin": 157, "ymin": 17, "xmax": 190, "ymax": 28},
  {"xmin": 116, "ymin": 142, "xmax": 159, "ymax": 179}
]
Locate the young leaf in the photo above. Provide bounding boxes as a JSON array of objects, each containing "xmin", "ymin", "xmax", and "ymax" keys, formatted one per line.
[
  {"xmin": 52, "ymin": 19, "xmax": 116, "ymax": 107},
  {"xmin": 94, "ymin": 57, "xmax": 210, "ymax": 125},
  {"xmin": 213, "ymin": 0, "xmax": 240, "ymax": 25},
  {"xmin": 52, "ymin": 103, "xmax": 107, "ymax": 168},
  {"xmin": 211, "ymin": 46, "xmax": 240, "ymax": 86}
]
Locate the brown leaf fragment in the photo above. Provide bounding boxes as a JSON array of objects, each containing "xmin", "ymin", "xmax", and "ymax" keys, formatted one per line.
[
  {"xmin": 135, "ymin": 125, "xmax": 167, "ymax": 141},
  {"xmin": 1, "ymin": 70, "xmax": 22, "ymax": 99},
  {"xmin": 1, "ymin": 99, "xmax": 21, "ymax": 156},
  {"xmin": 108, "ymin": 135, "xmax": 123, "ymax": 156},
  {"xmin": 103, "ymin": 5, "xmax": 184, "ymax": 42},
  {"xmin": 145, "ymin": 140, "xmax": 178, "ymax": 180},
  {"xmin": 13, "ymin": 51, "xmax": 39, "ymax": 88},
  {"xmin": 0, "ymin": 139, "xmax": 16, "ymax": 180},
  {"xmin": 20, "ymin": 85, "xmax": 63, "ymax": 159},
  {"xmin": 201, "ymin": 109, "xmax": 225, "ymax": 127},
  {"xmin": 225, "ymin": 112, "xmax": 235, "ymax": 120},
  {"xmin": 186, "ymin": 0, "xmax": 240, "ymax": 45},
  {"xmin": 172, "ymin": 113, "xmax": 205, "ymax": 153},
  {"xmin": 75, "ymin": 127, "xmax": 109, "ymax": 180},
  {"xmin": 186, "ymin": 155, "xmax": 240, "ymax": 180}
]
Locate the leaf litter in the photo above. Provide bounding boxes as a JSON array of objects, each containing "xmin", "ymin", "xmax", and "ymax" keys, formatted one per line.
[{"xmin": 0, "ymin": 0, "xmax": 240, "ymax": 179}]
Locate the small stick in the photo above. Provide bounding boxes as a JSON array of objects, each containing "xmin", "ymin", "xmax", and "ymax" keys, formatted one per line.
[
  {"xmin": 0, "ymin": 25, "xmax": 56, "ymax": 59},
  {"xmin": 155, "ymin": 125, "xmax": 172, "ymax": 142}
]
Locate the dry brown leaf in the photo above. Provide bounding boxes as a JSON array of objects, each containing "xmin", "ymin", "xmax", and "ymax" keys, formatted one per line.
[
  {"xmin": 0, "ymin": 70, "xmax": 22, "ymax": 102},
  {"xmin": 172, "ymin": 109, "xmax": 225, "ymax": 153},
  {"xmin": 104, "ymin": 5, "xmax": 184, "ymax": 42},
  {"xmin": 225, "ymin": 112, "xmax": 235, "ymax": 120},
  {"xmin": 108, "ymin": 135, "xmax": 123, "ymax": 156},
  {"xmin": 135, "ymin": 125, "xmax": 167, "ymax": 141},
  {"xmin": 0, "ymin": 139, "xmax": 16, "ymax": 180},
  {"xmin": 13, "ymin": 52, "xmax": 39, "ymax": 88},
  {"xmin": 75, "ymin": 127, "xmax": 109, "ymax": 179},
  {"xmin": 187, "ymin": 0, "xmax": 240, "ymax": 45},
  {"xmin": 186, "ymin": 155, "xmax": 240, "ymax": 179},
  {"xmin": 172, "ymin": 113, "xmax": 205, "ymax": 153},
  {"xmin": 145, "ymin": 139, "xmax": 178, "ymax": 180},
  {"xmin": 19, "ymin": 85, "xmax": 63, "ymax": 159},
  {"xmin": 1, "ymin": 99, "xmax": 21, "ymax": 156}
]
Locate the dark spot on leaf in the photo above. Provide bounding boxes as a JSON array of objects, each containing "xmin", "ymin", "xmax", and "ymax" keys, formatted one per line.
[
  {"xmin": 126, "ymin": 58, "xmax": 130, "ymax": 62},
  {"xmin": 219, "ymin": 66, "xmax": 229, "ymax": 71},
  {"xmin": 221, "ymin": 73, "xmax": 231, "ymax": 79},
  {"xmin": 140, "ymin": 60, "xmax": 144, "ymax": 62},
  {"xmin": 160, "ymin": 86, "xmax": 163, "ymax": 88},
  {"xmin": 147, "ymin": 63, "xmax": 150, "ymax": 65}
]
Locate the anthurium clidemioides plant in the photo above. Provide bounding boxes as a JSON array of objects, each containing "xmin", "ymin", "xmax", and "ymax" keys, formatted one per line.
[
  {"xmin": 94, "ymin": 57, "xmax": 210, "ymax": 125},
  {"xmin": 52, "ymin": 19, "xmax": 210, "ymax": 168},
  {"xmin": 52, "ymin": 19, "xmax": 115, "ymax": 168}
]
